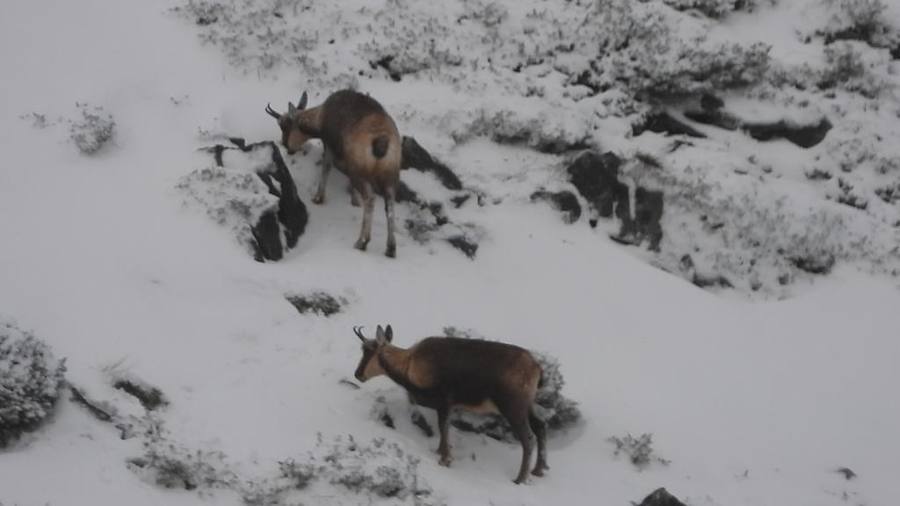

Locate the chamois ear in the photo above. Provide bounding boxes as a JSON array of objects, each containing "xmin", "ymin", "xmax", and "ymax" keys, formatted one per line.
[
  {"xmin": 375, "ymin": 324, "xmax": 385, "ymax": 344},
  {"xmin": 287, "ymin": 102, "xmax": 297, "ymax": 116},
  {"xmin": 298, "ymin": 91, "xmax": 308, "ymax": 110},
  {"xmin": 384, "ymin": 325, "xmax": 393, "ymax": 342}
]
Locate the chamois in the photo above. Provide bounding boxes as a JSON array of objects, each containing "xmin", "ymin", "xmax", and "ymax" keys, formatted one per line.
[
  {"xmin": 352, "ymin": 325, "xmax": 549, "ymax": 484},
  {"xmin": 265, "ymin": 89, "xmax": 402, "ymax": 257}
]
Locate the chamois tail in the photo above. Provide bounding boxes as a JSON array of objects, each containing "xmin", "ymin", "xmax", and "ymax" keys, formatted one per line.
[{"xmin": 372, "ymin": 136, "xmax": 390, "ymax": 159}]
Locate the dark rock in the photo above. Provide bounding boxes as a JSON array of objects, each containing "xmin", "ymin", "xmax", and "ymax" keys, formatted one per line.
[
  {"xmin": 370, "ymin": 55, "xmax": 402, "ymax": 82},
  {"xmin": 447, "ymin": 235, "xmax": 478, "ymax": 259},
  {"xmin": 633, "ymin": 111, "xmax": 706, "ymax": 138},
  {"xmin": 113, "ymin": 379, "xmax": 168, "ymax": 411},
  {"xmin": 530, "ymin": 190, "xmax": 582, "ymax": 224},
  {"xmin": 836, "ymin": 467, "xmax": 857, "ymax": 480},
  {"xmin": 700, "ymin": 92, "xmax": 725, "ymax": 111},
  {"xmin": 285, "ymin": 292, "xmax": 345, "ymax": 316},
  {"xmin": 401, "ymin": 136, "xmax": 463, "ymax": 190},
  {"xmin": 69, "ymin": 386, "xmax": 114, "ymax": 423},
  {"xmin": 567, "ymin": 151, "xmax": 664, "ymax": 250},
  {"xmin": 616, "ymin": 187, "xmax": 664, "ymax": 251},
  {"xmin": 206, "ymin": 138, "xmax": 309, "ymax": 261},
  {"xmin": 791, "ymin": 253, "xmax": 836, "ymax": 275},
  {"xmin": 636, "ymin": 488, "xmax": 688, "ymax": 506},
  {"xmin": 742, "ymin": 118, "xmax": 832, "ymax": 148},
  {"xmin": 567, "ymin": 151, "xmax": 626, "ymax": 219}
]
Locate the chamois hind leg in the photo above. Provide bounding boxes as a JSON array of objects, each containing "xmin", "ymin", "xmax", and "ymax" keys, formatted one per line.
[
  {"xmin": 528, "ymin": 407, "xmax": 549, "ymax": 475},
  {"xmin": 499, "ymin": 401, "xmax": 534, "ymax": 484},
  {"xmin": 436, "ymin": 404, "xmax": 452, "ymax": 466},
  {"xmin": 384, "ymin": 184, "xmax": 397, "ymax": 258},
  {"xmin": 313, "ymin": 148, "xmax": 332, "ymax": 205},
  {"xmin": 353, "ymin": 181, "xmax": 374, "ymax": 251}
]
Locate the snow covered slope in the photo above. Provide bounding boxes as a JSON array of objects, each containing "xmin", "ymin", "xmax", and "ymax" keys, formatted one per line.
[{"xmin": 1, "ymin": 0, "xmax": 899, "ymax": 505}]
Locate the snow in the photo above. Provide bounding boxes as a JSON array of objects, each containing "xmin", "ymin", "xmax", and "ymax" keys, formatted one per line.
[{"xmin": 1, "ymin": 0, "xmax": 900, "ymax": 505}]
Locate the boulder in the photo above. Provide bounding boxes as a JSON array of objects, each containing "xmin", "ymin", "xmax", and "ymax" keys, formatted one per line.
[
  {"xmin": 636, "ymin": 488, "xmax": 688, "ymax": 506},
  {"xmin": 530, "ymin": 190, "xmax": 582, "ymax": 224},
  {"xmin": 401, "ymin": 136, "xmax": 463, "ymax": 190},
  {"xmin": 567, "ymin": 151, "xmax": 665, "ymax": 250},
  {"xmin": 191, "ymin": 138, "xmax": 308, "ymax": 261}
]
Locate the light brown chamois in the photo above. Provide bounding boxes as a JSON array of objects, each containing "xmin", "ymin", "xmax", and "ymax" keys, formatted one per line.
[
  {"xmin": 266, "ymin": 89, "xmax": 402, "ymax": 257},
  {"xmin": 352, "ymin": 325, "xmax": 549, "ymax": 484}
]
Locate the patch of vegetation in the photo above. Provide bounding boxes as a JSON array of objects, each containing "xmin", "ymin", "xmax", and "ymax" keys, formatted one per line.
[
  {"xmin": 0, "ymin": 322, "xmax": 66, "ymax": 448},
  {"xmin": 285, "ymin": 292, "xmax": 346, "ymax": 317},
  {"xmin": 69, "ymin": 103, "xmax": 116, "ymax": 155},
  {"xmin": 608, "ymin": 433, "xmax": 671, "ymax": 470}
]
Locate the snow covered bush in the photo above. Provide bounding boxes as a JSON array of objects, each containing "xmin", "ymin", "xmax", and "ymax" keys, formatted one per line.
[
  {"xmin": 817, "ymin": 41, "xmax": 891, "ymax": 98},
  {"xmin": 608, "ymin": 432, "xmax": 670, "ymax": 470},
  {"xmin": 0, "ymin": 322, "xmax": 66, "ymax": 448},
  {"xmin": 820, "ymin": 0, "xmax": 899, "ymax": 49},
  {"xmin": 586, "ymin": 0, "xmax": 771, "ymax": 98},
  {"xmin": 69, "ymin": 103, "xmax": 116, "ymax": 155}
]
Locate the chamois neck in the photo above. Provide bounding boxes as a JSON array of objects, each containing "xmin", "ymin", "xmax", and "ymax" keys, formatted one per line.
[
  {"xmin": 376, "ymin": 345, "xmax": 414, "ymax": 388},
  {"xmin": 296, "ymin": 106, "xmax": 323, "ymax": 137}
]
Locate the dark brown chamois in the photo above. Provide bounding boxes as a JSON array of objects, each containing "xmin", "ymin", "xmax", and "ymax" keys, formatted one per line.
[
  {"xmin": 352, "ymin": 325, "xmax": 549, "ymax": 484},
  {"xmin": 266, "ymin": 89, "xmax": 402, "ymax": 257}
]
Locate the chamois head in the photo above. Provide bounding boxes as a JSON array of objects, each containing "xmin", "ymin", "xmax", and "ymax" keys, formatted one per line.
[
  {"xmin": 353, "ymin": 325, "xmax": 392, "ymax": 382},
  {"xmin": 265, "ymin": 91, "xmax": 311, "ymax": 154}
]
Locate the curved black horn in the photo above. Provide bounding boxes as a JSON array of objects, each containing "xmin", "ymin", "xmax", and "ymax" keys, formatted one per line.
[
  {"xmin": 265, "ymin": 103, "xmax": 281, "ymax": 119},
  {"xmin": 353, "ymin": 326, "xmax": 367, "ymax": 342}
]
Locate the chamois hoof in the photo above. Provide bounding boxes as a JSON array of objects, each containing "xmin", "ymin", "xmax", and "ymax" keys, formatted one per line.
[
  {"xmin": 531, "ymin": 468, "xmax": 544, "ymax": 477},
  {"xmin": 438, "ymin": 456, "xmax": 452, "ymax": 467},
  {"xmin": 354, "ymin": 240, "xmax": 368, "ymax": 251},
  {"xmin": 385, "ymin": 244, "xmax": 396, "ymax": 258},
  {"xmin": 351, "ymin": 198, "xmax": 361, "ymax": 207},
  {"xmin": 513, "ymin": 476, "xmax": 528, "ymax": 485}
]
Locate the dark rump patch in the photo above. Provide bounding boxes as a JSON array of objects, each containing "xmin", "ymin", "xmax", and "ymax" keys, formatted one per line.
[{"xmin": 372, "ymin": 136, "xmax": 390, "ymax": 159}]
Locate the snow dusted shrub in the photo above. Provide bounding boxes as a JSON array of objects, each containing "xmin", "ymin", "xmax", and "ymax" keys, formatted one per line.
[
  {"xmin": 820, "ymin": 0, "xmax": 899, "ymax": 48},
  {"xmin": 310, "ymin": 435, "xmax": 431, "ymax": 501},
  {"xmin": 818, "ymin": 41, "xmax": 890, "ymax": 98},
  {"xmin": 69, "ymin": 103, "xmax": 115, "ymax": 155},
  {"xmin": 0, "ymin": 322, "xmax": 66, "ymax": 448},
  {"xmin": 128, "ymin": 423, "xmax": 237, "ymax": 491},
  {"xmin": 608, "ymin": 433, "xmax": 671, "ymax": 470},
  {"xmin": 588, "ymin": 0, "xmax": 771, "ymax": 98}
]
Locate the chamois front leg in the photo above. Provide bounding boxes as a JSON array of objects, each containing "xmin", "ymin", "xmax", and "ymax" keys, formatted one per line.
[
  {"xmin": 384, "ymin": 184, "xmax": 397, "ymax": 258},
  {"xmin": 436, "ymin": 404, "xmax": 452, "ymax": 467},
  {"xmin": 354, "ymin": 181, "xmax": 374, "ymax": 251},
  {"xmin": 313, "ymin": 149, "xmax": 332, "ymax": 205}
]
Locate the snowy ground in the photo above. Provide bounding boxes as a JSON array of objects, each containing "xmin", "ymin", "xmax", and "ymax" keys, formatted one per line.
[{"xmin": 1, "ymin": 0, "xmax": 900, "ymax": 505}]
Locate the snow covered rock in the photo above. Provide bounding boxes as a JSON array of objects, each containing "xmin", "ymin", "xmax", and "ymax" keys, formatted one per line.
[
  {"xmin": 567, "ymin": 151, "xmax": 665, "ymax": 250},
  {"xmin": 179, "ymin": 139, "xmax": 308, "ymax": 261},
  {"xmin": 0, "ymin": 322, "xmax": 66, "ymax": 448},
  {"xmin": 530, "ymin": 189, "xmax": 582, "ymax": 224},
  {"xmin": 401, "ymin": 136, "xmax": 463, "ymax": 190}
]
